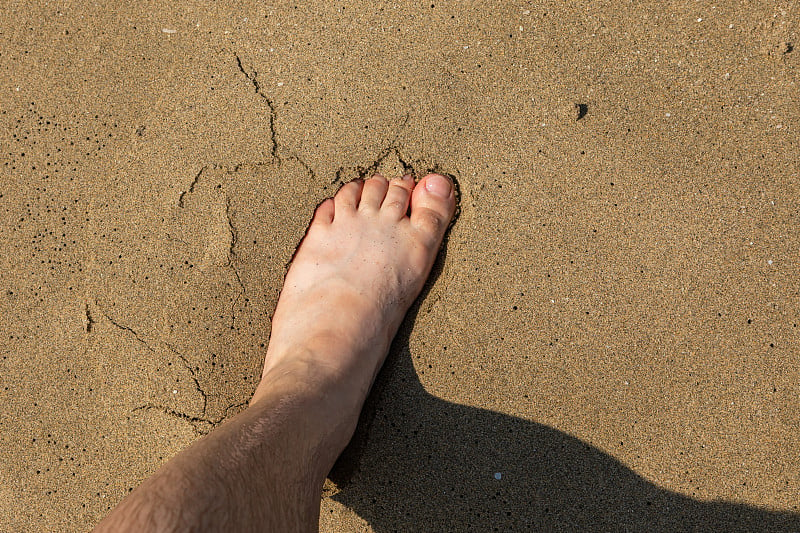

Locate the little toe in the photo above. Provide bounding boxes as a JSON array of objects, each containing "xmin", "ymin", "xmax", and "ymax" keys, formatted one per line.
[
  {"xmin": 409, "ymin": 173, "xmax": 456, "ymax": 246},
  {"xmin": 380, "ymin": 174, "xmax": 415, "ymax": 219},
  {"xmin": 334, "ymin": 179, "xmax": 364, "ymax": 212},
  {"xmin": 312, "ymin": 198, "xmax": 335, "ymax": 225},
  {"xmin": 359, "ymin": 174, "xmax": 389, "ymax": 211}
]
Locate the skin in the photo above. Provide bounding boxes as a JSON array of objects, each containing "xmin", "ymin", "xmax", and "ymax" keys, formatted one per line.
[{"xmin": 94, "ymin": 172, "xmax": 457, "ymax": 532}]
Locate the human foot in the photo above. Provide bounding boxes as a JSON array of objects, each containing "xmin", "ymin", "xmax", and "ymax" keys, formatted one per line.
[
  {"xmin": 251, "ymin": 172, "xmax": 455, "ymax": 440},
  {"xmin": 94, "ymin": 174, "xmax": 455, "ymax": 533}
]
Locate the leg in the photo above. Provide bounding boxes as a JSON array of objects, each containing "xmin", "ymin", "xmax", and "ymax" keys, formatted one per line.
[{"xmin": 94, "ymin": 173, "xmax": 456, "ymax": 533}]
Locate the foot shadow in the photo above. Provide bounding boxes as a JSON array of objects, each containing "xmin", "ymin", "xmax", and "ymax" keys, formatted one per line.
[{"xmin": 329, "ymin": 262, "xmax": 800, "ymax": 532}]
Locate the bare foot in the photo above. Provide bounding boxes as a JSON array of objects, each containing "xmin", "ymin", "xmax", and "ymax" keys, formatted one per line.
[
  {"xmin": 93, "ymin": 173, "xmax": 455, "ymax": 533},
  {"xmin": 252, "ymin": 172, "xmax": 455, "ymax": 451}
]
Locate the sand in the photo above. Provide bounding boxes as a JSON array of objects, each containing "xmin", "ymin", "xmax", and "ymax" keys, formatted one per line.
[{"xmin": 1, "ymin": 1, "xmax": 798, "ymax": 531}]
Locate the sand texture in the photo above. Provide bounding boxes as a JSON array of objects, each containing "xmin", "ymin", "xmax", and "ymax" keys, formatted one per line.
[{"xmin": 1, "ymin": 1, "xmax": 799, "ymax": 531}]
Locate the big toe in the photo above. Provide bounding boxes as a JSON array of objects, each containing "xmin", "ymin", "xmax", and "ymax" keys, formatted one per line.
[{"xmin": 410, "ymin": 173, "xmax": 456, "ymax": 247}]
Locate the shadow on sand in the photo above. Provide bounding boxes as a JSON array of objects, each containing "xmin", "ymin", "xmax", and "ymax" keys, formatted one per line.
[{"xmin": 329, "ymin": 255, "xmax": 799, "ymax": 532}]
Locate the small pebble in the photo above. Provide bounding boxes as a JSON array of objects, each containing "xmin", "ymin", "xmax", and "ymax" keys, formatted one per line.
[
  {"xmin": 556, "ymin": 102, "xmax": 586, "ymax": 122},
  {"xmin": 494, "ymin": 472, "xmax": 502, "ymax": 480}
]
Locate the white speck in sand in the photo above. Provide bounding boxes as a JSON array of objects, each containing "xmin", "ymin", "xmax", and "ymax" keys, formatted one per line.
[
  {"xmin": 494, "ymin": 472, "xmax": 502, "ymax": 480},
  {"xmin": 697, "ymin": 18, "xmax": 703, "ymax": 22},
  {"xmin": 665, "ymin": 113, "xmax": 671, "ymax": 117},
  {"xmin": 463, "ymin": 45, "xmax": 469, "ymax": 49},
  {"xmin": 523, "ymin": 10, "xmax": 530, "ymax": 15},
  {"xmin": 162, "ymin": 28, "xmax": 177, "ymax": 34},
  {"xmin": 277, "ymin": 82, "xmax": 284, "ymax": 86},
  {"xmin": 728, "ymin": 24, "xmax": 734, "ymax": 29},
  {"xmin": 767, "ymin": 259, "xmax": 773, "ymax": 265},
  {"xmin": 172, "ymin": 389, "xmax": 178, "ymax": 394}
]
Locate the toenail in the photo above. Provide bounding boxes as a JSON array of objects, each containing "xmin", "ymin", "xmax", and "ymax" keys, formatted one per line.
[
  {"xmin": 424, "ymin": 174, "xmax": 452, "ymax": 198},
  {"xmin": 401, "ymin": 173, "xmax": 413, "ymax": 181}
]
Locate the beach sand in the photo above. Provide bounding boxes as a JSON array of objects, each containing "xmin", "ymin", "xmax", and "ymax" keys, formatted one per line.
[{"xmin": 1, "ymin": 1, "xmax": 798, "ymax": 530}]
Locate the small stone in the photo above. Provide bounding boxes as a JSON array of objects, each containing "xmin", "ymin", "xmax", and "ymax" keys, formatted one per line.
[
  {"xmin": 556, "ymin": 101, "xmax": 588, "ymax": 122},
  {"xmin": 763, "ymin": 40, "xmax": 793, "ymax": 57}
]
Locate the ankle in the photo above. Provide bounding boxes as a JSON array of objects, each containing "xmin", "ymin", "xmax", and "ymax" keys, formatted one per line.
[
  {"xmin": 262, "ymin": 332, "xmax": 382, "ymax": 389},
  {"xmin": 252, "ymin": 356, "xmax": 324, "ymax": 406},
  {"xmin": 249, "ymin": 357, "xmax": 363, "ymax": 473},
  {"xmin": 252, "ymin": 351, "xmax": 365, "ymax": 427}
]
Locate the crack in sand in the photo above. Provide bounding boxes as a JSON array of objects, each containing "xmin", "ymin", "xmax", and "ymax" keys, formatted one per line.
[
  {"xmin": 287, "ymin": 153, "xmax": 317, "ymax": 181},
  {"xmin": 97, "ymin": 304, "xmax": 156, "ymax": 353},
  {"xmin": 224, "ymin": 195, "xmax": 238, "ymax": 265},
  {"xmin": 178, "ymin": 165, "xmax": 207, "ymax": 208},
  {"xmin": 164, "ymin": 233, "xmax": 192, "ymax": 247},
  {"xmin": 234, "ymin": 53, "xmax": 280, "ymax": 162},
  {"xmin": 95, "ymin": 303, "xmax": 247, "ymax": 434},
  {"xmin": 331, "ymin": 144, "xmax": 414, "ymax": 186},
  {"xmin": 224, "ymin": 195, "xmax": 246, "ymax": 330},
  {"xmin": 230, "ymin": 265, "xmax": 245, "ymax": 330},
  {"xmin": 133, "ymin": 400, "xmax": 249, "ymax": 436},
  {"xmin": 84, "ymin": 303, "xmax": 96, "ymax": 333},
  {"xmin": 163, "ymin": 342, "xmax": 208, "ymax": 416},
  {"xmin": 172, "ymin": 165, "xmax": 254, "ymax": 331}
]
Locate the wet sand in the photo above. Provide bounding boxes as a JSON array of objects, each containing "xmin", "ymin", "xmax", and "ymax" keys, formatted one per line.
[{"xmin": 1, "ymin": 1, "xmax": 798, "ymax": 530}]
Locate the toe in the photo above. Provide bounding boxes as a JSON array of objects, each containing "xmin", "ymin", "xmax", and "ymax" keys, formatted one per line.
[
  {"xmin": 334, "ymin": 179, "xmax": 363, "ymax": 212},
  {"xmin": 312, "ymin": 198, "xmax": 335, "ymax": 225},
  {"xmin": 359, "ymin": 174, "xmax": 389, "ymax": 211},
  {"xmin": 409, "ymin": 173, "xmax": 456, "ymax": 246},
  {"xmin": 380, "ymin": 174, "xmax": 415, "ymax": 219}
]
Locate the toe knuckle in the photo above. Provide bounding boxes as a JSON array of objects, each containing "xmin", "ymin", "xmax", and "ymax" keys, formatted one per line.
[
  {"xmin": 385, "ymin": 200, "xmax": 406, "ymax": 211},
  {"xmin": 419, "ymin": 211, "xmax": 444, "ymax": 230}
]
